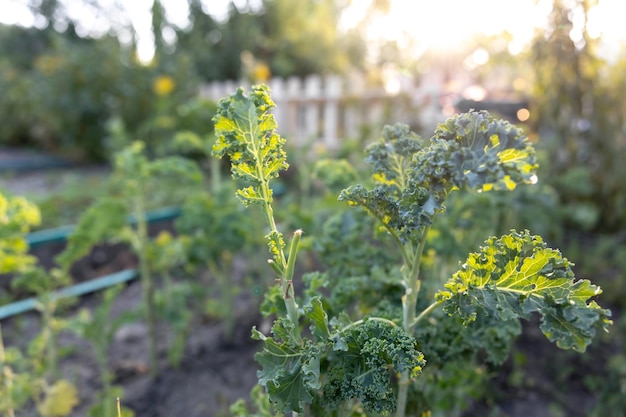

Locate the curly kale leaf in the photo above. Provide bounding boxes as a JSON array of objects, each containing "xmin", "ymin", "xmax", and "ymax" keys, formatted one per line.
[
  {"xmin": 436, "ymin": 230, "xmax": 612, "ymax": 352},
  {"xmin": 324, "ymin": 319, "xmax": 425, "ymax": 415},
  {"xmin": 365, "ymin": 124, "xmax": 425, "ymax": 192},
  {"xmin": 416, "ymin": 310, "xmax": 521, "ymax": 368},
  {"xmin": 253, "ymin": 317, "xmax": 323, "ymax": 414},
  {"xmin": 253, "ymin": 299, "xmax": 424, "ymax": 415},
  {"xmin": 340, "ymin": 123, "xmax": 429, "ymax": 242},
  {"xmin": 424, "ymin": 110, "xmax": 536, "ymax": 192},
  {"xmin": 212, "ymin": 85, "xmax": 288, "ymax": 206},
  {"xmin": 341, "ymin": 112, "xmax": 537, "ymax": 242}
]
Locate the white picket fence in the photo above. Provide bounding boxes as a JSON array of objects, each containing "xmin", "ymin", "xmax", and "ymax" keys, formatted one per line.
[{"xmin": 200, "ymin": 72, "xmax": 452, "ymax": 149}]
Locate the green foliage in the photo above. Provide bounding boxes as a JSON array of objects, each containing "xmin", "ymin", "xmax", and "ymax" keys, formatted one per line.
[
  {"xmin": 253, "ymin": 301, "xmax": 424, "ymax": 415},
  {"xmin": 529, "ymin": 0, "xmax": 626, "ymax": 231},
  {"xmin": 213, "ymin": 85, "xmax": 288, "ymax": 208},
  {"xmin": 230, "ymin": 385, "xmax": 282, "ymax": 417},
  {"xmin": 0, "ymin": 193, "xmax": 41, "ymax": 274},
  {"xmin": 174, "ymin": 188, "xmax": 260, "ymax": 336},
  {"xmin": 174, "ymin": 0, "xmax": 366, "ymax": 81},
  {"xmin": 320, "ymin": 319, "xmax": 425, "ymax": 415},
  {"xmin": 436, "ymin": 230, "xmax": 612, "ymax": 352},
  {"xmin": 72, "ymin": 285, "xmax": 135, "ymax": 417},
  {"xmin": 312, "ymin": 158, "xmax": 359, "ymax": 195},
  {"xmin": 211, "ymin": 86, "xmax": 609, "ymax": 417},
  {"xmin": 58, "ymin": 141, "xmax": 203, "ymax": 373},
  {"xmin": 55, "ymin": 198, "xmax": 127, "ymax": 271},
  {"xmin": 0, "ymin": 25, "xmax": 200, "ymax": 161},
  {"xmin": 340, "ymin": 112, "xmax": 537, "ymax": 244}
]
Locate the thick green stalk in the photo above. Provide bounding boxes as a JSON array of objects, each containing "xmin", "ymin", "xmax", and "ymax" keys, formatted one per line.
[
  {"xmin": 403, "ymin": 226, "xmax": 430, "ymax": 334},
  {"xmin": 135, "ymin": 196, "xmax": 158, "ymax": 374},
  {"xmin": 283, "ymin": 230, "xmax": 302, "ymax": 338},
  {"xmin": 396, "ymin": 226, "xmax": 430, "ymax": 417},
  {"xmin": 259, "ymin": 194, "xmax": 301, "ymax": 341}
]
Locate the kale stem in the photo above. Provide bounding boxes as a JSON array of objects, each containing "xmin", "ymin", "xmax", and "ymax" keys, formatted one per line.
[
  {"xmin": 247, "ymin": 128, "xmax": 302, "ymax": 340},
  {"xmin": 283, "ymin": 230, "xmax": 302, "ymax": 339},
  {"xmin": 412, "ymin": 300, "xmax": 443, "ymax": 327},
  {"xmin": 403, "ymin": 226, "xmax": 430, "ymax": 333},
  {"xmin": 339, "ymin": 316, "xmax": 398, "ymax": 333},
  {"xmin": 396, "ymin": 225, "xmax": 430, "ymax": 417},
  {"xmin": 135, "ymin": 195, "xmax": 158, "ymax": 375}
]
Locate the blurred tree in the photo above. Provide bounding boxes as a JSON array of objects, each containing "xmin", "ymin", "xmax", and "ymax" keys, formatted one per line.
[
  {"xmin": 152, "ymin": 0, "xmax": 167, "ymax": 56},
  {"xmin": 175, "ymin": 0, "xmax": 366, "ymax": 81},
  {"xmin": 529, "ymin": 0, "xmax": 626, "ymax": 231},
  {"xmin": 0, "ymin": 22, "xmax": 200, "ymax": 161},
  {"xmin": 0, "ymin": 21, "xmax": 54, "ymax": 71}
]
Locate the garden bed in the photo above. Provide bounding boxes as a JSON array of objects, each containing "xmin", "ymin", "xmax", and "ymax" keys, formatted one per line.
[
  {"xmin": 2, "ymin": 234, "xmax": 264, "ymax": 417},
  {"xmin": 2, "ymin": 159, "xmax": 623, "ymax": 417}
]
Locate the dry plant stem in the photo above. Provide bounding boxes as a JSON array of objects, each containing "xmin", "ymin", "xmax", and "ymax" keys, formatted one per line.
[
  {"xmin": 396, "ymin": 226, "xmax": 430, "ymax": 417},
  {"xmin": 117, "ymin": 397, "xmax": 122, "ymax": 417},
  {"xmin": 135, "ymin": 196, "xmax": 158, "ymax": 375}
]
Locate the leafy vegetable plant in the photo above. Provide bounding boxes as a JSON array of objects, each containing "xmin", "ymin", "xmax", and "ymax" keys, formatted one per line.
[
  {"xmin": 0, "ymin": 193, "xmax": 81, "ymax": 417},
  {"xmin": 213, "ymin": 86, "xmax": 611, "ymax": 417},
  {"xmin": 58, "ymin": 141, "xmax": 203, "ymax": 373}
]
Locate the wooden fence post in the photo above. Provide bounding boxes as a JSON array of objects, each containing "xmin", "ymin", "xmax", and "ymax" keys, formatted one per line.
[{"xmin": 323, "ymin": 75, "xmax": 342, "ymax": 149}]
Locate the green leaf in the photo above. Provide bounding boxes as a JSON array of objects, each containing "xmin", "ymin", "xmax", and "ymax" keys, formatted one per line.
[
  {"xmin": 230, "ymin": 385, "xmax": 282, "ymax": 417},
  {"xmin": 341, "ymin": 111, "xmax": 537, "ymax": 243},
  {"xmin": 426, "ymin": 110, "xmax": 537, "ymax": 192},
  {"xmin": 305, "ymin": 297, "xmax": 331, "ymax": 341},
  {"xmin": 55, "ymin": 198, "xmax": 127, "ymax": 270},
  {"xmin": 0, "ymin": 193, "xmax": 41, "ymax": 274},
  {"xmin": 323, "ymin": 320, "xmax": 425, "ymax": 415},
  {"xmin": 436, "ymin": 230, "xmax": 612, "ymax": 352},
  {"xmin": 252, "ymin": 319, "xmax": 322, "ymax": 413},
  {"xmin": 37, "ymin": 379, "xmax": 79, "ymax": 417},
  {"xmin": 212, "ymin": 85, "xmax": 289, "ymax": 206}
]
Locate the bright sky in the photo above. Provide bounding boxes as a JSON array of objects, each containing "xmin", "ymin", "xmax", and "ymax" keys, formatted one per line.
[{"xmin": 1, "ymin": 0, "xmax": 625, "ymax": 62}]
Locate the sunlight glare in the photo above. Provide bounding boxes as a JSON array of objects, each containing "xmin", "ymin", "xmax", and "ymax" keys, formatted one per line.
[{"xmin": 364, "ymin": 0, "xmax": 539, "ymax": 54}]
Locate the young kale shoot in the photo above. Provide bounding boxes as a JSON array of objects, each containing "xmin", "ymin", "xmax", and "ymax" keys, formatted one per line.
[{"xmin": 212, "ymin": 85, "xmax": 302, "ymax": 340}]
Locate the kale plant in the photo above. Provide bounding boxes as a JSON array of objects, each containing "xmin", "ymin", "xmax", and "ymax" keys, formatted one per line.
[{"xmin": 213, "ymin": 86, "xmax": 611, "ymax": 417}]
